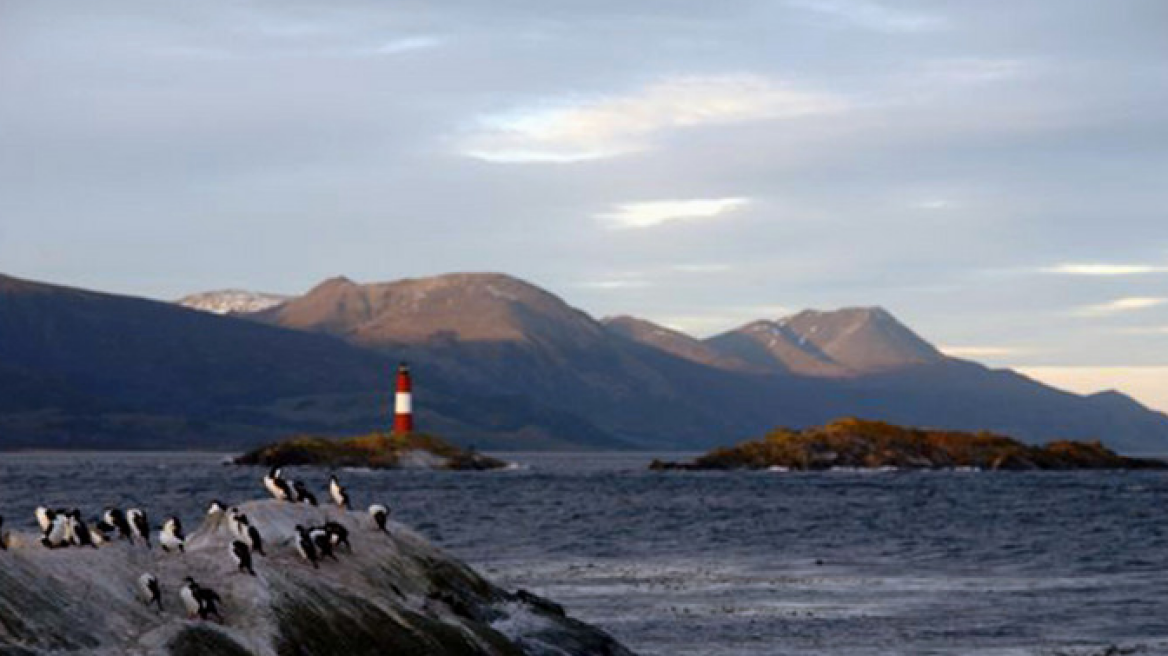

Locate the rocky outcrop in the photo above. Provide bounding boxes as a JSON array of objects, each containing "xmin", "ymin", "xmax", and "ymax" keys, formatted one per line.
[
  {"xmin": 233, "ymin": 432, "xmax": 507, "ymax": 470},
  {"xmin": 650, "ymin": 418, "xmax": 1168, "ymax": 471},
  {"xmin": 0, "ymin": 501, "xmax": 632, "ymax": 655}
]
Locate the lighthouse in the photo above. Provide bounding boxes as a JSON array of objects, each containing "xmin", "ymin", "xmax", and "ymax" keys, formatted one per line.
[{"xmin": 393, "ymin": 362, "xmax": 414, "ymax": 434}]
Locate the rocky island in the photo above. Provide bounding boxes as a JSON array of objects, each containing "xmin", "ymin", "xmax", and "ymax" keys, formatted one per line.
[
  {"xmin": 650, "ymin": 418, "xmax": 1168, "ymax": 471},
  {"xmin": 0, "ymin": 500, "xmax": 632, "ymax": 655},
  {"xmin": 234, "ymin": 431, "xmax": 507, "ymax": 471}
]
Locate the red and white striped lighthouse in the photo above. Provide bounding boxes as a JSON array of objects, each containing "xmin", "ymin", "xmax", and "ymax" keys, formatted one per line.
[{"xmin": 393, "ymin": 362, "xmax": 414, "ymax": 434}]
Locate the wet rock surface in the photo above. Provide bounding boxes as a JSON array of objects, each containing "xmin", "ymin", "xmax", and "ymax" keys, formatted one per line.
[{"xmin": 0, "ymin": 500, "xmax": 632, "ymax": 656}]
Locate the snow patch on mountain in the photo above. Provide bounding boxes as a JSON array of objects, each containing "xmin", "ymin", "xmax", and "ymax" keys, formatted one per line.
[{"xmin": 177, "ymin": 289, "xmax": 291, "ymax": 315}]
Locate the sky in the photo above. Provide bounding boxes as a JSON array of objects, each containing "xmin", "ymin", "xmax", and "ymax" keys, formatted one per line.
[{"xmin": 1, "ymin": 1, "xmax": 1167, "ymax": 409}]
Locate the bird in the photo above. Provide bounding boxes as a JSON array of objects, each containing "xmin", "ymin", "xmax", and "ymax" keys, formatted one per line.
[
  {"xmin": 61, "ymin": 511, "xmax": 78, "ymax": 545},
  {"xmin": 160, "ymin": 517, "xmax": 185, "ymax": 553},
  {"xmin": 180, "ymin": 577, "xmax": 200, "ymax": 619},
  {"xmin": 89, "ymin": 519, "xmax": 112, "ymax": 545},
  {"xmin": 35, "ymin": 507, "xmax": 56, "ymax": 536},
  {"xmin": 61, "ymin": 509, "xmax": 83, "ymax": 546},
  {"xmin": 369, "ymin": 504, "xmax": 389, "ymax": 533},
  {"xmin": 245, "ymin": 523, "xmax": 265, "ymax": 557},
  {"xmin": 102, "ymin": 508, "xmax": 134, "ymax": 543},
  {"xmin": 67, "ymin": 510, "xmax": 97, "ymax": 548},
  {"xmin": 263, "ymin": 467, "xmax": 293, "ymax": 501},
  {"xmin": 230, "ymin": 540, "xmax": 256, "ymax": 576},
  {"xmin": 323, "ymin": 521, "xmax": 351, "ymax": 552},
  {"xmin": 307, "ymin": 527, "xmax": 338, "ymax": 561},
  {"xmin": 138, "ymin": 573, "xmax": 163, "ymax": 611},
  {"xmin": 292, "ymin": 480, "xmax": 317, "ymax": 506},
  {"xmin": 328, "ymin": 474, "xmax": 350, "ymax": 510},
  {"xmin": 227, "ymin": 508, "xmax": 249, "ymax": 540},
  {"xmin": 206, "ymin": 500, "xmax": 226, "ymax": 516},
  {"xmin": 195, "ymin": 586, "xmax": 224, "ymax": 622},
  {"xmin": 41, "ymin": 512, "xmax": 70, "ymax": 549},
  {"xmin": 127, "ymin": 508, "xmax": 151, "ymax": 548},
  {"xmin": 181, "ymin": 577, "xmax": 223, "ymax": 622},
  {"xmin": 293, "ymin": 525, "xmax": 319, "ymax": 569}
]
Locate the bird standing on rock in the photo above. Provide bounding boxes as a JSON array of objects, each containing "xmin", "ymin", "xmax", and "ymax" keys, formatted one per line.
[
  {"xmin": 102, "ymin": 508, "xmax": 134, "ymax": 543},
  {"xmin": 369, "ymin": 504, "xmax": 389, "ymax": 533},
  {"xmin": 245, "ymin": 523, "xmax": 265, "ymax": 557},
  {"xmin": 293, "ymin": 525, "xmax": 319, "ymax": 569},
  {"xmin": 90, "ymin": 519, "xmax": 112, "ymax": 545},
  {"xmin": 160, "ymin": 517, "xmax": 185, "ymax": 553},
  {"xmin": 180, "ymin": 577, "xmax": 200, "ymax": 618},
  {"xmin": 231, "ymin": 540, "xmax": 256, "ymax": 576},
  {"xmin": 181, "ymin": 577, "xmax": 223, "ymax": 621},
  {"xmin": 138, "ymin": 573, "xmax": 163, "ymax": 611},
  {"xmin": 323, "ymin": 521, "xmax": 351, "ymax": 552},
  {"xmin": 227, "ymin": 508, "xmax": 248, "ymax": 539},
  {"xmin": 329, "ymin": 474, "xmax": 350, "ymax": 510},
  {"xmin": 35, "ymin": 507, "xmax": 55, "ymax": 536},
  {"xmin": 292, "ymin": 480, "xmax": 317, "ymax": 506},
  {"xmin": 227, "ymin": 509, "xmax": 266, "ymax": 556},
  {"xmin": 196, "ymin": 587, "xmax": 224, "ymax": 622},
  {"xmin": 263, "ymin": 467, "xmax": 293, "ymax": 501},
  {"xmin": 42, "ymin": 512, "xmax": 70, "ymax": 548},
  {"xmin": 127, "ymin": 509, "xmax": 150, "ymax": 548},
  {"xmin": 308, "ymin": 526, "xmax": 339, "ymax": 561},
  {"xmin": 67, "ymin": 510, "xmax": 97, "ymax": 548}
]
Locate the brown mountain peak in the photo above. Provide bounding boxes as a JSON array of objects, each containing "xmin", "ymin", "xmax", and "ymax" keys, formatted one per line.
[
  {"xmin": 262, "ymin": 272, "xmax": 604, "ymax": 349},
  {"xmin": 778, "ymin": 306, "xmax": 942, "ymax": 373}
]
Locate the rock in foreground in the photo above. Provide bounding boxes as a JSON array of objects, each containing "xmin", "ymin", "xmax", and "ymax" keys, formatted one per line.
[
  {"xmin": 651, "ymin": 418, "xmax": 1168, "ymax": 471},
  {"xmin": 234, "ymin": 431, "xmax": 507, "ymax": 470},
  {"xmin": 0, "ymin": 500, "xmax": 632, "ymax": 655}
]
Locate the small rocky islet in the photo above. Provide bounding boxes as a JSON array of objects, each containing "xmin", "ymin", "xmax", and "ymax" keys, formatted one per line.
[
  {"xmin": 650, "ymin": 418, "xmax": 1168, "ymax": 471},
  {"xmin": 233, "ymin": 431, "xmax": 507, "ymax": 471}
]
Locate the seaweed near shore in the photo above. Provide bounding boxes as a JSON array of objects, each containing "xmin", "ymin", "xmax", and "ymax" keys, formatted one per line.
[
  {"xmin": 650, "ymin": 418, "xmax": 1168, "ymax": 471},
  {"xmin": 234, "ymin": 431, "xmax": 507, "ymax": 471}
]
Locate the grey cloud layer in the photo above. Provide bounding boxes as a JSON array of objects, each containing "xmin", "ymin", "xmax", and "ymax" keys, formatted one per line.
[{"xmin": 1, "ymin": 0, "xmax": 1166, "ymax": 371}]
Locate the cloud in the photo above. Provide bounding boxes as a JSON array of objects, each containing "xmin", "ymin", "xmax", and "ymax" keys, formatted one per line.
[
  {"xmin": 1076, "ymin": 297, "xmax": 1168, "ymax": 316},
  {"xmin": 784, "ymin": 0, "xmax": 946, "ymax": 33},
  {"xmin": 597, "ymin": 198, "xmax": 750, "ymax": 230},
  {"xmin": 918, "ymin": 58, "xmax": 1029, "ymax": 84},
  {"xmin": 577, "ymin": 278, "xmax": 652, "ymax": 290},
  {"xmin": 671, "ymin": 263, "xmax": 733, "ymax": 273},
  {"xmin": 367, "ymin": 36, "xmax": 444, "ymax": 56},
  {"xmin": 155, "ymin": 35, "xmax": 446, "ymax": 61},
  {"xmin": 940, "ymin": 345, "xmax": 1029, "ymax": 359},
  {"xmin": 1042, "ymin": 263, "xmax": 1168, "ymax": 276},
  {"xmin": 911, "ymin": 199, "xmax": 952, "ymax": 210},
  {"xmin": 1119, "ymin": 326, "xmax": 1168, "ymax": 335},
  {"xmin": 461, "ymin": 74, "xmax": 845, "ymax": 162}
]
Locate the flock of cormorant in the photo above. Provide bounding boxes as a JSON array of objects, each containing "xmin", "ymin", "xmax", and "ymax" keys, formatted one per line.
[{"xmin": 0, "ymin": 466, "xmax": 392, "ymax": 621}]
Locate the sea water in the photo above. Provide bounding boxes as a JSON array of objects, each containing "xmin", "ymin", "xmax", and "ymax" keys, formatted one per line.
[{"xmin": 2, "ymin": 451, "xmax": 1166, "ymax": 655}]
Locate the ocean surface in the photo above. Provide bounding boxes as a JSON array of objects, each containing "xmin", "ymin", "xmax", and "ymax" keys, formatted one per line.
[{"xmin": 2, "ymin": 451, "xmax": 1168, "ymax": 656}]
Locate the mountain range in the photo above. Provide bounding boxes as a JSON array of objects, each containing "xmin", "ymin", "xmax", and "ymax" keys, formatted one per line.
[{"xmin": 2, "ymin": 271, "xmax": 1166, "ymax": 453}]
